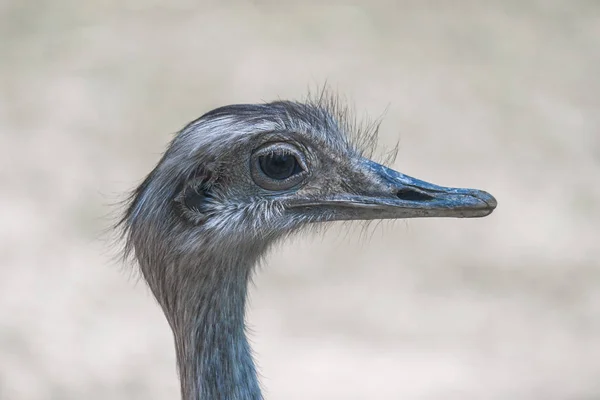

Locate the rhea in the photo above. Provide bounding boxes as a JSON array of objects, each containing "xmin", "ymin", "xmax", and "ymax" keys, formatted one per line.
[{"xmin": 118, "ymin": 98, "xmax": 497, "ymax": 400}]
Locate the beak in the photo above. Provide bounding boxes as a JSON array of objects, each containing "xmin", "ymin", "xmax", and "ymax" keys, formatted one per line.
[{"xmin": 289, "ymin": 160, "xmax": 497, "ymax": 221}]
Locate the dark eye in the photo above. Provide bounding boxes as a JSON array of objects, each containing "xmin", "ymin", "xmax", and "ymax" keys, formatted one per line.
[
  {"xmin": 251, "ymin": 143, "xmax": 308, "ymax": 191},
  {"xmin": 258, "ymin": 152, "xmax": 303, "ymax": 180}
]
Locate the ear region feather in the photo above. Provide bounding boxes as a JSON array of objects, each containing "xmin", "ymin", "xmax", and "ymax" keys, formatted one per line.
[{"xmin": 175, "ymin": 171, "xmax": 214, "ymax": 224}]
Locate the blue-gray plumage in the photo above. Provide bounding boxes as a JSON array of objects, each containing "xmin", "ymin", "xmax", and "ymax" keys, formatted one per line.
[{"xmin": 117, "ymin": 95, "xmax": 497, "ymax": 400}]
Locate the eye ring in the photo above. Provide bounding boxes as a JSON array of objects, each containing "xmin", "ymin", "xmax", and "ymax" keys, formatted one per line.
[{"xmin": 250, "ymin": 142, "xmax": 308, "ymax": 191}]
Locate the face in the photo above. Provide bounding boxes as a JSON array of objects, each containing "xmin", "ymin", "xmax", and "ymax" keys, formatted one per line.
[{"xmin": 175, "ymin": 128, "xmax": 496, "ymax": 238}]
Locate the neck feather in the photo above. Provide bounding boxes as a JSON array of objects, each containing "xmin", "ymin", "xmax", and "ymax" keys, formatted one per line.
[{"xmin": 151, "ymin": 254, "xmax": 263, "ymax": 400}]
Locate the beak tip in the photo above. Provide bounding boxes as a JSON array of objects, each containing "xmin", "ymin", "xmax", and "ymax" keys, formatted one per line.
[
  {"xmin": 470, "ymin": 190, "xmax": 497, "ymax": 217},
  {"xmin": 479, "ymin": 190, "xmax": 498, "ymax": 210}
]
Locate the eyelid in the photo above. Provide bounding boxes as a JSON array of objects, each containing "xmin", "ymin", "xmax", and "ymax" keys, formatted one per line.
[
  {"xmin": 254, "ymin": 143, "xmax": 307, "ymax": 171},
  {"xmin": 262, "ymin": 148, "xmax": 293, "ymax": 158}
]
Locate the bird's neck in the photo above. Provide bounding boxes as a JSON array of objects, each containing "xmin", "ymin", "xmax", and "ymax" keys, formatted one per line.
[{"xmin": 159, "ymin": 255, "xmax": 262, "ymax": 400}]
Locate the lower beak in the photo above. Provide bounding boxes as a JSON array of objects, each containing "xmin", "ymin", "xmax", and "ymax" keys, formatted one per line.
[{"xmin": 290, "ymin": 160, "xmax": 497, "ymax": 221}]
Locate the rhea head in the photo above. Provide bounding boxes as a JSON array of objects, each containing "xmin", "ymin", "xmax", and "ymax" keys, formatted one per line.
[{"xmin": 119, "ymin": 97, "xmax": 497, "ymax": 400}]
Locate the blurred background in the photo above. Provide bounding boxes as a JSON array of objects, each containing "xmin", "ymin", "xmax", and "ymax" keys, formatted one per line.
[{"xmin": 1, "ymin": 1, "xmax": 599, "ymax": 399}]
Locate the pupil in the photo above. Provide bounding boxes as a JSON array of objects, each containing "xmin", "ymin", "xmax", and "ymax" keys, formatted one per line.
[{"xmin": 259, "ymin": 153, "xmax": 300, "ymax": 180}]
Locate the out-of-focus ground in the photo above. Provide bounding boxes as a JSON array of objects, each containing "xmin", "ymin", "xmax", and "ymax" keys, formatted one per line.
[{"xmin": 1, "ymin": 1, "xmax": 599, "ymax": 399}]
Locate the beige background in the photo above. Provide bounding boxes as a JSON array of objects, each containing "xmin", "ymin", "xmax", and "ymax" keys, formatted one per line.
[{"xmin": 1, "ymin": 1, "xmax": 599, "ymax": 399}]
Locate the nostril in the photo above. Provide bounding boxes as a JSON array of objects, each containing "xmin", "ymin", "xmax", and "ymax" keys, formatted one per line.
[{"xmin": 395, "ymin": 188, "xmax": 435, "ymax": 202}]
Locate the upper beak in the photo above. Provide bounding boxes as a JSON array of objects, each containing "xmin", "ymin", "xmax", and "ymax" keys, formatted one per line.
[{"xmin": 289, "ymin": 160, "xmax": 497, "ymax": 221}]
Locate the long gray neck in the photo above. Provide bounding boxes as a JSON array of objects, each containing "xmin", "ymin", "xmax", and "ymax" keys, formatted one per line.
[{"xmin": 154, "ymin": 255, "xmax": 262, "ymax": 400}]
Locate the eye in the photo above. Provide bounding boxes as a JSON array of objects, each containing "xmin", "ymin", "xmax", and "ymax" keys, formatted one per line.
[
  {"xmin": 251, "ymin": 143, "xmax": 308, "ymax": 191},
  {"xmin": 258, "ymin": 152, "xmax": 303, "ymax": 180}
]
